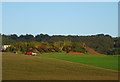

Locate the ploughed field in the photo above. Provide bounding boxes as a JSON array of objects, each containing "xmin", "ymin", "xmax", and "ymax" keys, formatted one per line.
[{"xmin": 2, "ymin": 52, "xmax": 118, "ymax": 80}]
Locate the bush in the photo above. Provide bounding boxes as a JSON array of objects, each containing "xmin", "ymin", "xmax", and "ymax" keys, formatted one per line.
[
  {"xmin": 107, "ymin": 48, "xmax": 120, "ymax": 55},
  {"xmin": 73, "ymin": 49, "xmax": 86, "ymax": 53}
]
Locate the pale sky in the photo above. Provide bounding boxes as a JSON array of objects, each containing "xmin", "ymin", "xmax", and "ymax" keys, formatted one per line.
[{"xmin": 2, "ymin": 2, "xmax": 118, "ymax": 37}]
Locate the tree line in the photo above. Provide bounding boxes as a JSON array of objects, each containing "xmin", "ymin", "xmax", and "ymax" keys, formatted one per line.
[
  {"xmin": 5, "ymin": 41, "xmax": 86, "ymax": 54},
  {"xmin": 1, "ymin": 33, "xmax": 120, "ymax": 55}
]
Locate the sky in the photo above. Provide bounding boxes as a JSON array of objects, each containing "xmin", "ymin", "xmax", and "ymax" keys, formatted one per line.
[
  {"xmin": 2, "ymin": 2, "xmax": 118, "ymax": 37},
  {"xmin": 0, "ymin": 2, "xmax": 2, "ymax": 34}
]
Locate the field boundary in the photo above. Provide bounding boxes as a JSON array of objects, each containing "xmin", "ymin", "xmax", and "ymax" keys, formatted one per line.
[{"xmin": 36, "ymin": 56, "xmax": 119, "ymax": 72}]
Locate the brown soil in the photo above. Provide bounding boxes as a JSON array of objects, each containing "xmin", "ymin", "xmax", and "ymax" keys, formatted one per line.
[{"xmin": 84, "ymin": 47, "xmax": 105, "ymax": 55}]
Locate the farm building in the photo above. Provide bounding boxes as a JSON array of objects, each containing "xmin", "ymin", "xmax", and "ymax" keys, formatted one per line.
[{"xmin": 2, "ymin": 45, "xmax": 11, "ymax": 50}]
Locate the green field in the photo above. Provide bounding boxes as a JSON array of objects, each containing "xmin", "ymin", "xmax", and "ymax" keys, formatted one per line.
[
  {"xmin": 38, "ymin": 52, "xmax": 118, "ymax": 70},
  {"xmin": 2, "ymin": 52, "xmax": 118, "ymax": 80}
]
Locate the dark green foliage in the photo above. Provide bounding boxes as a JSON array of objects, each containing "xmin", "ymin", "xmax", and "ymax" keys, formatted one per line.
[
  {"xmin": 87, "ymin": 35, "xmax": 114, "ymax": 54},
  {"xmin": 9, "ymin": 34, "xmax": 18, "ymax": 41},
  {"xmin": 6, "ymin": 46, "xmax": 15, "ymax": 52},
  {"xmin": 2, "ymin": 35, "xmax": 15, "ymax": 45},
  {"xmin": 107, "ymin": 48, "xmax": 120, "ymax": 55},
  {"xmin": 19, "ymin": 34, "xmax": 35, "ymax": 42},
  {"xmin": 71, "ymin": 42, "xmax": 86, "ymax": 53},
  {"xmin": 2, "ymin": 33, "xmax": 119, "ymax": 55},
  {"xmin": 73, "ymin": 49, "xmax": 86, "ymax": 53},
  {"xmin": 35, "ymin": 34, "xmax": 50, "ymax": 42}
]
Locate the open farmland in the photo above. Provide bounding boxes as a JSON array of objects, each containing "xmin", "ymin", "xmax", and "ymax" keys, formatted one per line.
[
  {"xmin": 38, "ymin": 53, "xmax": 118, "ymax": 70},
  {"xmin": 2, "ymin": 52, "xmax": 118, "ymax": 80}
]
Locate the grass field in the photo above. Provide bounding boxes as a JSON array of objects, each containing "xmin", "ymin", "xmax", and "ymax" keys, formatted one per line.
[
  {"xmin": 2, "ymin": 52, "xmax": 118, "ymax": 80},
  {"xmin": 38, "ymin": 52, "xmax": 118, "ymax": 70}
]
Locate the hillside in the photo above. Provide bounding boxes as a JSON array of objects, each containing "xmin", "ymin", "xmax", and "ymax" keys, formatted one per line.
[
  {"xmin": 2, "ymin": 52, "xmax": 118, "ymax": 80},
  {"xmin": 1, "ymin": 34, "xmax": 120, "ymax": 55},
  {"xmin": 85, "ymin": 47, "xmax": 104, "ymax": 55}
]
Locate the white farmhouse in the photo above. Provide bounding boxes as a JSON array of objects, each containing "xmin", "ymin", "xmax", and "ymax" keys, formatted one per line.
[{"xmin": 2, "ymin": 45, "xmax": 11, "ymax": 50}]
